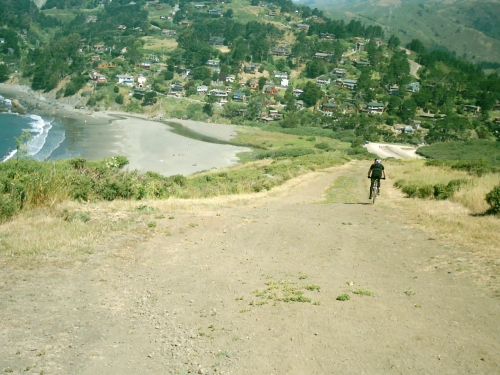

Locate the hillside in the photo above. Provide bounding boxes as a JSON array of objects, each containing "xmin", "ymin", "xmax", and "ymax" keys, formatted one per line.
[{"xmin": 298, "ymin": 0, "xmax": 500, "ymax": 63}]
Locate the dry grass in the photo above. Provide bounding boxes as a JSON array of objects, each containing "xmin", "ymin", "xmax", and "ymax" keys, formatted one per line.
[
  {"xmin": 140, "ymin": 36, "xmax": 178, "ymax": 50},
  {"xmin": 384, "ymin": 159, "xmax": 500, "ymax": 289}
]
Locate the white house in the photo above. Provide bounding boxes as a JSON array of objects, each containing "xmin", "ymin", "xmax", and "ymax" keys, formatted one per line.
[
  {"xmin": 281, "ymin": 78, "xmax": 289, "ymax": 87},
  {"xmin": 116, "ymin": 75, "xmax": 134, "ymax": 85},
  {"xmin": 197, "ymin": 85, "xmax": 208, "ymax": 93}
]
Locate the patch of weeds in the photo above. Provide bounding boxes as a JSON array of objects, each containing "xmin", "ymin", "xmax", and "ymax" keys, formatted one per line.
[
  {"xmin": 336, "ymin": 293, "xmax": 350, "ymax": 301},
  {"xmin": 312, "ymin": 301, "xmax": 321, "ymax": 305},
  {"xmin": 189, "ymin": 223, "xmax": 198, "ymax": 228},
  {"xmin": 232, "ymin": 335, "xmax": 241, "ymax": 341},
  {"xmin": 155, "ymin": 214, "xmax": 165, "ymax": 219},
  {"xmin": 342, "ymin": 222, "xmax": 352, "ymax": 225},
  {"xmin": 414, "ymin": 304, "xmax": 422, "ymax": 308},
  {"xmin": 404, "ymin": 290, "xmax": 416, "ymax": 296},
  {"xmin": 4, "ymin": 368, "xmax": 13, "ymax": 373},
  {"xmin": 168, "ymin": 216, "xmax": 175, "ymax": 220},
  {"xmin": 136, "ymin": 204, "xmax": 154, "ymax": 212},
  {"xmin": 208, "ymin": 324, "xmax": 215, "ymax": 330},
  {"xmin": 352, "ymin": 289, "xmax": 373, "ymax": 296},
  {"xmin": 235, "ymin": 296, "xmax": 244, "ymax": 301},
  {"xmin": 298, "ymin": 274, "xmax": 308, "ymax": 280},
  {"xmin": 305, "ymin": 284, "xmax": 320, "ymax": 291},
  {"xmin": 251, "ymin": 279, "xmax": 314, "ymax": 304},
  {"xmin": 239, "ymin": 309, "xmax": 250, "ymax": 313},
  {"xmin": 147, "ymin": 221, "xmax": 157, "ymax": 228},
  {"xmin": 215, "ymin": 350, "xmax": 229, "ymax": 358}
]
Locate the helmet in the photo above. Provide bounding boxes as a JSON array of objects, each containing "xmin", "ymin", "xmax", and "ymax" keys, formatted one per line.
[{"xmin": 376, "ymin": 159, "xmax": 381, "ymax": 164}]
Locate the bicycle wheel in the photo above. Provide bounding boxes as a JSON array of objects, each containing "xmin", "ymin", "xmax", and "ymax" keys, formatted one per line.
[{"xmin": 372, "ymin": 187, "xmax": 377, "ymax": 204}]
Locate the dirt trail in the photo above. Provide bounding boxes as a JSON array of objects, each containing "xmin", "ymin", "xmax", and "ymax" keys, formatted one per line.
[{"xmin": 1, "ymin": 162, "xmax": 499, "ymax": 374}]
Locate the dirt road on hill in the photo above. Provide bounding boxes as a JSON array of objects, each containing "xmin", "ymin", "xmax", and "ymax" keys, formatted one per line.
[
  {"xmin": 365, "ymin": 142, "xmax": 422, "ymax": 159},
  {"xmin": 1, "ymin": 162, "xmax": 499, "ymax": 374}
]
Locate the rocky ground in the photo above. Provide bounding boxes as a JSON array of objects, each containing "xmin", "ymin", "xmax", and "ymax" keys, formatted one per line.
[{"xmin": 1, "ymin": 162, "xmax": 499, "ymax": 374}]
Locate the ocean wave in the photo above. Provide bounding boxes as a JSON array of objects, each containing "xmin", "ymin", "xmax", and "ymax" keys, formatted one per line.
[
  {"xmin": 2, "ymin": 149, "xmax": 17, "ymax": 162},
  {"xmin": 26, "ymin": 114, "xmax": 51, "ymax": 157}
]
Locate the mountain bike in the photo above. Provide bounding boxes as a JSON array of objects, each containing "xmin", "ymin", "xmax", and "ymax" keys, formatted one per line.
[{"xmin": 368, "ymin": 177, "xmax": 385, "ymax": 204}]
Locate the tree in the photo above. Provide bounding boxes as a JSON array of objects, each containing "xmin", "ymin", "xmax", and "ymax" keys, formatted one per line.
[
  {"xmin": 203, "ymin": 103, "xmax": 213, "ymax": 116},
  {"xmin": 0, "ymin": 64, "xmax": 9, "ymax": 82},
  {"xmin": 305, "ymin": 59, "xmax": 327, "ymax": 78},
  {"xmin": 299, "ymin": 82, "xmax": 324, "ymax": 107},
  {"xmin": 143, "ymin": 91, "xmax": 157, "ymax": 105},
  {"xmin": 224, "ymin": 8, "xmax": 233, "ymax": 18},
  {"xmin": 387, "ymin": 35, "xmax": 401, "ymax": 50}
]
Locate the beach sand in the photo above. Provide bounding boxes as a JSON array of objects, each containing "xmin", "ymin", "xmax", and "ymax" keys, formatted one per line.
[{"xmin": 0, "ymin": 83, "xmax": 251, "ymax": 176}]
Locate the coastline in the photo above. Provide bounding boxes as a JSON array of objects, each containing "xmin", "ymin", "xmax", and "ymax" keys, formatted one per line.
[{"xmin": 0, "ymin": 83, "xmax": 251, "ymax": 176}]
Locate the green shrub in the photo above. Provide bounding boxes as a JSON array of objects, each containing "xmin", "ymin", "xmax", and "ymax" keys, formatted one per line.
[
  {"xmin": 315, "ymin": 142, "xmax": 330, "ymax": 150},
  {"xmin": 402, "ymin": 185, "xmax": 418, "ymax": 198},
  {"xmin": 416, "ymin": 185, "xmax": 433, "ymax": 199},
  {"xmin": 255, "ymin": 148, "xmax": 316, "ymax": 160},
  {"xmin": 485, "ymin": 185, "xmax": 500, "ymax": 214}
]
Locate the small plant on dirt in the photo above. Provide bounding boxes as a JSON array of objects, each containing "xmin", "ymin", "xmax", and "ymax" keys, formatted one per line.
[
  {"xmin": 404, "ymin": 290, "xmax": 416, "ymax": 296},
  {"xmin": 352, "ymin": 289, "xmax": 373, "ymax": 296},
  {"xmin": 189, "ymin": 223, "xmax": 198, "ymax": 228},
  {"xmin": 312, "ymin": 301, "xmax": 321, "ymax": 305},
  {"xmin": 298, "ymin": 274, "xmax": 308, "ymax": 280},
  {"xmin": 136, "ymin": 204, "xmax": 154, "ymax": 212},
  {"xmin": 155, "ymin": 214, "xmax": 165, "ymax": 219},
  {"xmin": 215, "ymin": 350, "xmax": 229, "ymax": 358},
  {"xmin": 336, "ymin": 293, "xmax": 350, "ymax": 301},
  {"xmin": 147, "ymin": 221, "xmax": 157, "ymax": 228},
  {"xmin": 168, "ymin": 216, "xmax": 175, "ymax": 219},
  {"xmin": 305, "ymin": 284, "xmax": 320, "ymax": 291}
]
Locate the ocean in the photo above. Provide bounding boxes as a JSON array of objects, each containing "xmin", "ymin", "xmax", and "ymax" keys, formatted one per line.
[{"xmin": 0, "ymin": 112, "xmax": 83, "ymax": 162}]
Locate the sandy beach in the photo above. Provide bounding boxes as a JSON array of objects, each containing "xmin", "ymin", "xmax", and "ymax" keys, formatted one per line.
[{"xmin": 0, "ymin": 83, "xmax": 251, "ymax": 176}]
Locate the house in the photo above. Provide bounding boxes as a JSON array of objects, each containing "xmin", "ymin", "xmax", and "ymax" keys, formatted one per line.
[
  {"xmin": 281, "ymin": 78, "xmax": 289, "ymax": 87},
  {"xmin": 117, "ymin": 25, "xmax": 127, "ymax": 30},
  {"xmin": 171, "ymin": 82, "xmax": 184, "ymax": 92},
  {"xmin": 366, "ymin": 102, "xmax": 384, "ymax": 114},
  {"xmin": 262, "ymin": 110, "xmax": 283, "ymax": 122},
  {"xmin": 98, "ymin": 61, "xmax": 116, "ymax": 69},
  {"xmin": 332, "ymin": 68, "xmax": 347, "ymax": 77},
  {"xmin": 464, "ymin": 105, "xmax": 481, "ymax": 115},
  {"xmin": 355, "ymin": 42, "xmax": 365, "ymax": 52},
  {"xmin": 320, "ymin": 33, "xmax": 336, "ymax": 40},
  {"xmin": 194, "ymin": 4, "xmax": 207, "ymax": 9},
  {"xmin": 137, "ymin": 75, "xmax": 147, "ymax": 87},
  {"xmin": 197, "ymin": 85, "xmax": 208, "ymax": 93},
  {"xmin": 265, "ymin": 86, "xmax": 279, "ymax": 95},
  {"xmin": 208, "ymin": 8, "xmax": 222, "ymax": 16},
  {"xmin": 321, "ymin": 102, "xmax": 338, "ymax": 113},
  {"xmin": 389, "ymin": 84, "xmax": 399, "ymax": 93},
  {"xmin": 271, "ymin": 47, "xmax": 291, "ymax": 57},
  {"xmin": 232, "ymin": 91, "xmax": 246, "ymax": 102},
  {"xmin": 86, "ymin": 16, "xmax": 98, "ymax": 23},
  {"xmin": 94, "ymin": 44, "xmax": 107, "ymax": 53},
  {"xmin": 226, "ymin": 75, "xmax": 236, "ymax": 83},
  {"xmin": 116, "ymin": 75, "xmax": 134, "ymax": 85},
  {"xmin": 249, "ymin": 79, "xmax": 259, "ymax": 91},
  {"xmin": 342, "ymin": 79, "xmax": 357, "ymax": 90},
  {"xmin": 178, "ymin": 20, "xmax": 193, "ymax": 26},
  {"xmin": 94, "ymin": 74, "xmax": 107, "ymax": 83},
  {"xmin": 209, "ymin": 36, "xmax": 225, "ymax": 46},
  {"xmin": 314, "ymin": 52, "xmax": 332, "ymax": 60},
  {"xmin": 209, "ymin": 89, "xmax": 228, "ymax": 101},
  {"xmin": 316, "ymin": 76, "xmax": 331, "ymax": 86},
  {"xmin": 0, "ymin": 39, "xmax": 4, "ymax": 44},
  {"xmin": 406, "ymin": 82, "xmax": 420, "ymax": 93},
  {"xmin": 162, "ymin": 29, "xmax": 177, "ymax": 37},
  {"xmin": 274, "ymin": 72, "xmax": 288, "ymax": 79},
  {"xmin": 296, "ymin": 24, "xmax": 310, "ymax": 31},
  {"xmin": 244, "ymin": 64, "xmax": 259, "ymax": 74},
  {"xmin": 268, "ymin": 11, "xmax": 277, "ymax": 16},
  {"xmin": 140, "ymin": 61, "xmax": 152, "ymax": 70},
  {"xmin": 293, "ymin": 88, "xmax": 304, "ymax": 98},
  {"xmin": 206, "ymin": 60, "xmax": 220, "ymax": 67},
  {"xmin": 295, "ymin": 100, "xmax": 304, "ymax": 109},
  {"xmin": 404, "ymin": 125, "xmax": 415, "ymax": 134},
  {"xmin": 160, "ymin": 15, "xmax": 167, "ymax": 20},
  {"xmin": 354, "ymin": 60, "xmax": 370, "ymax": 68}
]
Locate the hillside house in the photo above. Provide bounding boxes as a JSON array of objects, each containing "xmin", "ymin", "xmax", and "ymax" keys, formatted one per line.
[
  {"xmin": 171, "ymin": 82, "xmax": 184, "ymax": 92},
  {"xmin": 209, "ymin": 36, "xmax": 225, "ymax": 46},
  {"xmin": 194, "ymin": 4, "xmax": 207, "ymax": 9},
  {"xmin": 232, "ymin": 91, "xmax": 246, "ymax": 102},
  {"xmin": 321, "ymin": 102, "xmax": 338, "ymax": 114},
  {"xmin": 208, "ymin": 8, "xmax": 222, "ymax": 16},
  {"xmin": 0, "ymin": 38, "xmax": 5, "ymax": 44},
  {"xmin": 162, "ymin": 29, "xmax": 177, "ymax": 37},
  {"xmin": 316, "ymin": 76, "xmax": 331, "ymax": 86},
  {"xmin": 293, "ymin": 88, "xmax": 304, "ymax": 98},
  {"xmin": 209, "ymin": 89, "xmax": 228, "ymax": 99},
  {"xmin": 262, "ymin": 110, "xmax": 283, "ymax": 122},
  {"xmin": 116, "ymin": 75, "xmax": 134, "ymax": 85},
  {"xmin": 332, "ymin": 68, "xmax": 347, "ymax": 77},
  {"xmin": 355, "ymin": 42, "xmax": 365, "ymax": 52},
  {"xmin": 178, "ymin": 20, "xmax": 193, "ymax": 26},
  {"xmin": 197, "ymin": 85, "xmax": 208, "ymax": 93},
  {"xmin": 94, "ymin": 44, "xmax": 107, "ymax": 53},
  {"xmin": 274, "ymin": 72, "xmax": 288, "ymax": 79},
  {"xmin": 249, "ymin": 79, "xmax": 259, "ymax": 91},
  {"xmin": 226, "ymin": 75, "xmax": 236, "ymax": 83},
  {"xmin": 389, "ymin": 84, "xmax": 399, "ymax": 94},
  {"xmin": 137, "ymin": 75, "xmax": 147, "ymax": 88},
  {"xmin": 406, "ymin": 82, "xmax": 420, "ymax": 93},
  {"xmin": 342, "ymin": 79, "xmax": 357, "ymax": 90},
  {"xmin": 366, "ymin": 102, "xmax": 384, "ymax": 114},
  {"xmin": 281, "ymin": 78, "xmax": 289, "ymax": 87},
  {"xmin": 93, "ymin": 73, "xmax": 107, "ymax": 83},
  {"xmin": 265, "ymin": 86, "xmax": 279, "ymax": 95},
  {"xmin": 320, "ymin": 33, "xmax": 336, "ymax": 40},
  {"xmin": 464, "ymin": 105, "xmax": 481, "ymax": 115},
  {"xmin": 271, "ymin": 47, "xmax": 291, "ymax": 57},
  {"xmin": 140, "ymin": 62, "xmax": 152, "ymax": 70},
  {"xmin": 354, "ymin": 60, "xmax": 370, "ymax": 68},
  {"xmin": 117, "ymin": 25, "xmax": 127, "ymax": 30},
  {"xmin": 314, "ymin": 52, "xmax": 332, "ymax": 60},
  {"xmin": 296, "ymin": 24, "xmax": 310, "ymax": 31},
  {"xmin": 206, "ymin": 60, "xmax": 220, "ymax": 67},
  {"xmin": 149, "ymin": 55, "xmax": 160, "ymax": 62},
  {"xmin": 268, "ymin": 11, "xmax": 277, "ymax": 16},
  {"xmin": 244, "ymin": 64, "xmax": 259, "ymax": 74}
]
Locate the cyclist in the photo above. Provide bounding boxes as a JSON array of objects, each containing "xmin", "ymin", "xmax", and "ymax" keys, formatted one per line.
[{"xmin": 368, "ymin": 158, "xmax": 386, "ymax": 199}]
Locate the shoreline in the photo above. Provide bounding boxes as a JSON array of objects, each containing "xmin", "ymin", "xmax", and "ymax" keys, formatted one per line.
[{"xmin": 0, "ymin": 83, "xmax": 251, "ymax": 176}]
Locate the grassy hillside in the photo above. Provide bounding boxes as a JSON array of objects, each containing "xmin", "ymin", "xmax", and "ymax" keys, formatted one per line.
[{"xmin": 299, "ymin": 0, "xmax": 500, "ymax": 63}]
